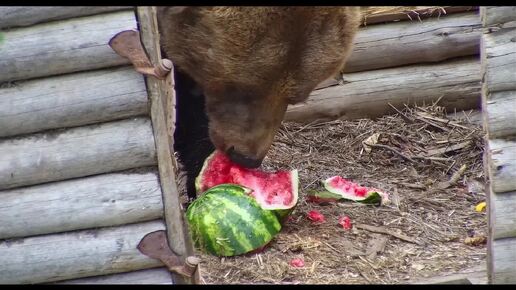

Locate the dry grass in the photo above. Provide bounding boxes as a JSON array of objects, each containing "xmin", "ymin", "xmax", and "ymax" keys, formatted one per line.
[{"xmin": 195, "ymin": 103, "xmax": 487, "ymax": 284}]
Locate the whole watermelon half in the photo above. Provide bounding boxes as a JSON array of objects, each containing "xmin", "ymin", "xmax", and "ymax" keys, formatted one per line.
[
  {"xmin": 195, "ymin": 150, "xmax": 299, "ymax": 221},
  {"xmin": 186, "ymin": 184, "xmax": 282, "ymax": 257}
]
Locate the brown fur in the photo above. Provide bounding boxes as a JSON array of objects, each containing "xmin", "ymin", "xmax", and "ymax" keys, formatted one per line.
[{"xmin": 157, "ymin": 6, "xmax": 361, "ymax": 166}]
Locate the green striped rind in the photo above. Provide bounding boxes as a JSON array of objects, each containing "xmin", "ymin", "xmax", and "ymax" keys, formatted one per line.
[{"xmin": 186, "ymin": 184, "xmax": 282, "ymax": 256}]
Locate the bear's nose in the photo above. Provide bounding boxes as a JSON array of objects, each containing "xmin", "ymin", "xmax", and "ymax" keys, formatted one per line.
[{"xmin": 227, "ymin": 147, "xmax": 262, "ymax": 168}]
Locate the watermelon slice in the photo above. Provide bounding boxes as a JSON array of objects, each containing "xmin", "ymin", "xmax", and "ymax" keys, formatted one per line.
[
  {"xmin": 195, "ymin": 150, "xmax": 299, "ymax": 211},
  {"xmin": 307, "ymin": 176, "xmax": 389, "ymax": 205}
]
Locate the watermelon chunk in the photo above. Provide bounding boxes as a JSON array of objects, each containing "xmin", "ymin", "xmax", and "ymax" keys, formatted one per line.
[
  {"xmin": 195, "ymin": 150, "xmax": 299, "ymax": 211},
  {"xmin": 186, "ymin": 184, "xmax": 282, "ymax": 257},
  {"xmin": 307, "ymin": 176, "xmax": 389, "ymax": 205}
]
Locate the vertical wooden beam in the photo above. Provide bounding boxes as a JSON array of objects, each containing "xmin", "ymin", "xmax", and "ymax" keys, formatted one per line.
[
  {"xmin": 481, "ymin": 6, "xmax": 516, "ymax": 284},
  {"xmin": 134, "ymin": 6, "xmax": 197, "ymax": 284}
]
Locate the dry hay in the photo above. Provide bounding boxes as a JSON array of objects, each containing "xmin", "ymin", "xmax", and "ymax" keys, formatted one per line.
[
  {"xmin": 195, "ymin": 103, "xmax": 487, "ymax": 284},
  {"xmin": 360, "ymin": 6, "xmax": 475, "ymax": 26}
]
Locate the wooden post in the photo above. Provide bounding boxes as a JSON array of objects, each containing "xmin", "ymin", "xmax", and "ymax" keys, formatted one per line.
[
  {"xmin": 134, "ymin": 7, "xmax": 198, "ymax": 284},
  {"xmin": 480, "ymin": 6, "xmax": 516, "ymax": 284}
]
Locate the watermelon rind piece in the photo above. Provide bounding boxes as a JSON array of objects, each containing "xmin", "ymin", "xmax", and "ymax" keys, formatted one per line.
[
  {"xmin": 195, "ymin": 151, "xmax": 299, "ymax": 211},
  {"xmin": 186, "ymin": 184, "xmax": 282, "ymax": 257},
  {"xmin": 322, "ymin": 176, "xmax": 389, "ymax": 205}
]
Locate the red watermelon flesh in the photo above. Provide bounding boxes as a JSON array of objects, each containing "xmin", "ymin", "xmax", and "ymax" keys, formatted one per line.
[
  {"xmin": 323, "ymin": 176, "xmax": 390, "ymax": 205},
  {"xmin": 195, "ymin": 151, "xmax": 299, "ymax": 210}
]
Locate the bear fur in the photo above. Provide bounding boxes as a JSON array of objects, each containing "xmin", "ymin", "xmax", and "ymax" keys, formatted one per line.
[{"xmin": 157, "ymin": 7, "xmax": 361, "ymax": 199}]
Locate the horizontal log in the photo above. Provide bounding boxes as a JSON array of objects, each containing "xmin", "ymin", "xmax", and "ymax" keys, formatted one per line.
[
  {"xmin": 362, "ymin": 6, "xmax": 478, "ymax": 26},
  {"xmin": 0, "ymin": 117, "xmax": 157, "ymax": 190},
  {"xmin": 55, "ymin": 267, "xmax": 172, "ymax": 284},
  {"xmin": 481, "ymin": 27, "xmax": 516, "ymax": 93},
  {"xmin": 0, "ymin": 66, "xmax": 148, "ymax": 138},
  {"xmin": 0, "ymin": 6, "xmax": 132, "ymax": 29},
  {"xmin": 0, "ymin": 220, "xmax": 165, "ymax": 284},
  {"xmin": 483, "ymin": 6, "xmax": 516, "ymax": 26},
  {"xmin": 483, "ymin": 90, "xmax": 516, "ymax": 138},
  {"xmin": 486, "ymin": 139, "xmax": 516, "ymax": 193},
  {"xmin": 286, "ymin": 58, "xmax": 480, "ymax": 123},
  {"xmin": 0, "ymin": 10, "xmax": 136, "ymax": 83},
  {"xmin": 346, "ymin": 12, "xmax": 481, "ymax": 73},
  {"xmin": 490, "ymin": 189, "xmax": 516, "ymax": 240},
  {"xmin": 489, "ymin": 237, "xmax": 516, "ymax": 284},
  {"xmin": 0, "ymin": 171, "xmax": 163, "ymax": 239}
]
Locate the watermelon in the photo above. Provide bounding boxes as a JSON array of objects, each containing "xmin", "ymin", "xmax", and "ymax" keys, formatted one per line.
[
  {"xmin": 186, "ymin": 184, "xmax": 282, "ymax": 257},
  {"xmin": 195, "ymin": 150, "xmax": 299, "ymax": 214},
  {"xmin": 307, "ymin": 176, "xmax": 389, "ymax": 205}
]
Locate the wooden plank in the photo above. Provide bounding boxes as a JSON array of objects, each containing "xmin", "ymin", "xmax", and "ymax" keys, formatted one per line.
[
  {"xmin": 486, "ymin": 139, "xmax": 516, "ymax": 193},
  {"xmin": 286, "ymin": 58, "xmax": 480, "ymax": 123},
  {"xmin": 362, "ymin": 6, "xmax": 478, "ymax": 26},
  {"xmin": 490, "ymin": 189, "xmax": 516, "ymax": 239},
  {"xmin": 0, "ymin": 6, "xmax": 132, "ymax": 29},
  {"xmin": 482, "ymin": 27, "xmax": 516, "ymax": 93},
  {"xmin": 0, "ymin": 171, "xmax": 163, "ymax": 239},
  {"xmin": 346, "ymin": 12, "xmax": 481, "ymax": 73},
  {"xmin": 411, "ymin": 264, "xmax": 487, "ymax": 284},
  {"xmin": 484, "ymin": 90, "xmax": 516, "ymax": 138},
  {"xmin": 483, "ymin": 6, "xmax": 516, "ymax": 26},
  {"xmin": 55, "ymin": 267, "xmax": 172, "ymax": 284},
  {"xmin": 136, "ymin": 7, "xmax": 197, "ymax": 285},
  {"xmin": 0, "ymin": 10, "xmax": 136, "ymax": 83},
  {"xmin": 489, "ymin": 238, "xmax": 516, "ymax": 284},
  {"xmin": 0, "ymin": 117, "xmax": 157, "ymax": 190},
  {"xmin": 0, "ymin": 220, "xmax": 165, "ymax": 284},
  {"xmin": 0, "ymin": 66, "xmax": 148, "ymax": 138}
]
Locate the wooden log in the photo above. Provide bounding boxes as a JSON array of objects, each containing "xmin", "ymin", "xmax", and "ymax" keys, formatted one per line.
[
  {"xmin": 0, "ymin": 220, "xmax": 165, "ymax": 284},
  {"xmin": 489, "ymin": 238, "xmax": 516, "ymax": 284},
  {"xmin": 483, "ymin": 91, "xmax": 516, "ymax": 138},
  {"xmin": 490, "ymin": 189, "xmax": 516, "ymax": 240},
  {"xmin": 0, "ymin": 10, "xmax": 136, "ymax": 83},
  {"xmin": 137, "ymin": 7, "xmax": 196, "ymax": 285},
  {"xmin": 483, "ymin": 6, "xmax": 516, "ymax": 26},
  {"xmin": 55, "ymin": 267, "xmax": 172, "ymax": 284},
  {"xmin": 0, "ymin": 117, "xmax": 157, "ymax": 190},
  {"xmin": 0, "ymin": 66, "xmax": 148, "ymax": 138},
  {"xmin": 481, "ymin": 27, "xmax": 516, "ymax": 93},
  {"xmin": 0, "ymin": 6, "xmax": 132, "ymax": 29},
  {"xmin": 346, "ymin": 12, "xmax": 481, "ymax": 73},
  {"xmin": 486, "ymin": 139, "xmax": 516, "ymax": 193},
  {"xmin": 286, "ymin": 58, "xmax": 480, "ymax": 123},
  {"xmin": 362, "ymin": 6, "xmax": 478, "ymax": 26},
  {"xmin": 0, "ymin": 171, "xmax": 163, "ymax": 239}
]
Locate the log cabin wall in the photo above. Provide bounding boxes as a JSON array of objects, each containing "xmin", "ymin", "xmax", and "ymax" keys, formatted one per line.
[
  {"xmin": 287, "ymin": 6, "xmax": 482, "ymax": 123},
  {"xmin": 0, "ymin": 7, "xmax": 174, "ymax": 284},
  {"xmin": 480, "ymin": 6, "xmax": 516, "ymax": 284},
  {"xmin": 0, "ymin": 6, "xmax": 489, "ymax": 284}
]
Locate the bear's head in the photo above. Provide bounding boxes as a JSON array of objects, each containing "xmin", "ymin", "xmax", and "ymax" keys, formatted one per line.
[{"xmin": 158, "ymin": 7, "xmax": 361, "ymax": 168}]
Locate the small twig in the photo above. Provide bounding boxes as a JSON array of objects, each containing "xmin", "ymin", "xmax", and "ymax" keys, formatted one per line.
[
  {"xmin": 437, "ymin": 164, "xmax": 467, "ymax": 189},
  {"xmin": 422, "ymin": 141, "xmax": 471, "ymax": 157},
  {"xmin": 354, "ymin": 223, "xmax": 424, "ymax": 245},
  {"xmin": 388, "ymin": 103, "xmax": 413, "ymax": 123},
  {"xmin": 367, "ymin": 143, "xmax": 415, "ymax": 162}
]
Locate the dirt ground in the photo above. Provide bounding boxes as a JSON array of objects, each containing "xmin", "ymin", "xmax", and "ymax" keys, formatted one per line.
[{"xmin": 194, "ymin": 103, "xmax": 487, "ymax": 284}]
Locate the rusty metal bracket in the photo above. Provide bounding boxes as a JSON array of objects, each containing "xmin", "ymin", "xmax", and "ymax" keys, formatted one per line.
[
  {"xmin": 109, "ymin": 29, "xmax": 172, "ymax": 80},
  {"xmin": 137, "ymin": 230, "xmax": 200, "ymax": 278}
]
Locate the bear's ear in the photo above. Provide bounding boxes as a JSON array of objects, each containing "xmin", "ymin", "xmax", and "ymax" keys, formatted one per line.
[{"xmin": 167, "ymin": 6, "xmax": 189, "ymax": 14}]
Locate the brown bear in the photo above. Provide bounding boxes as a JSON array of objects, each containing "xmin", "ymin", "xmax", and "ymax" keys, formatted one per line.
[{"xmin": 157, "ymin": 7, "xmax": 360, "ymax": 197}]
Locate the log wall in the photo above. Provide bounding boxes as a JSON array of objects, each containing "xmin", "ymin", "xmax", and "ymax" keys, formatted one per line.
[
  {"xmin": 285, "ymin": 9, "xmax": 482, "ymax": 123},
  {"xmin": 480, "ymin": 6, "xmax": 516, "ymax": 284},
  {"xmin": 0, "ymin": 7, "xmax": 178, "ymax": 284}
]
